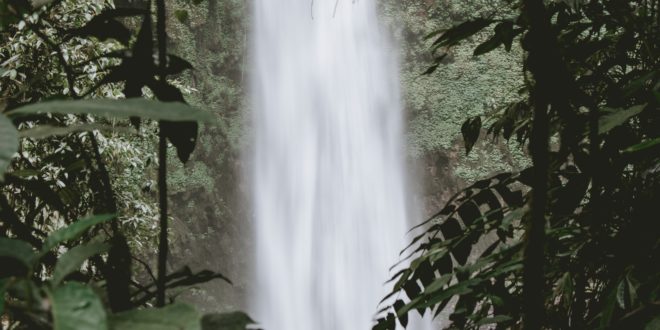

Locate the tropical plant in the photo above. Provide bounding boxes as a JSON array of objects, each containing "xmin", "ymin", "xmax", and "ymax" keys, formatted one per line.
[
  {"xmin": 0, "ymin": 0, "xmax": 253, "ymax": 328},
  {"xmin": 374, "ymin": 0, "xmax": 659, "ymax": 329}
]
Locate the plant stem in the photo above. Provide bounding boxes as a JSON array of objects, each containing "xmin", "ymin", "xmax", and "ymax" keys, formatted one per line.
[
  {"xmin": 156, "ymin": 131, "xmax": 168, "ymax": 307},
  {"xmin": 520, "ymin": 0, "xmax": 556, "ymax": 328},
  {"xmin": 155, "ymin": 0, "xmax": 169, "ymax": 307}
]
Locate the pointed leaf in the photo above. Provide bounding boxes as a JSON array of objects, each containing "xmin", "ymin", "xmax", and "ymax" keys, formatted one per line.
[
  {"xmin": 9, "ymin": 99, "xmax": 213, "ymax": 123},
  {"xmin": 461, "ymin": 116, "xmax": 482, "ymax": 155},
  {"xmin": 599, "ymin": 104, "xmax": 645, "ymax": 134},
  {"xmin": 42, "ymin": 214, "xmax": 116, "ymax": 254},
  {"xmin": 52, "ymin": 242, "xmax": 111, "ymax": 285},
  {"xmin": 432, "ymin": 19, "xmax": 495, "ymax": 48}
]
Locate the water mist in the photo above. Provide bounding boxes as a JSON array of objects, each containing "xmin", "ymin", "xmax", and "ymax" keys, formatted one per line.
[{"xmin": 250, "ymin": 1, "xmax": 415, "ymax": 328}]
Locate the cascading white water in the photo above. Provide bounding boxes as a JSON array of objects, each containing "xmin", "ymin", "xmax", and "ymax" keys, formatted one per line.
[{"xmin": 251, "ymin": 0, "xmax": 411, "ymax": 329}]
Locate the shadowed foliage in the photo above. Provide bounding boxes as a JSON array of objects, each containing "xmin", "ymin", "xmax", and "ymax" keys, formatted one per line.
[
  {"xmin": 0, "ymin": 0, "xmax": 252, "ymax": 328},
  {"xmin": 375, "ymin": 0, "xmax": 659, "ymax": 329}
]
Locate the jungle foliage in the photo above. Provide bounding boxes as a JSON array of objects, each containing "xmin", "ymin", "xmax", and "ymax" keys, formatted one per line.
[
  {"xmin": 0, "ymin": 0, "xmax": 252, "ymax": 329},
  {"xmin": 375, "ymin": 0, "xmax": 660, "ymax": 329}
]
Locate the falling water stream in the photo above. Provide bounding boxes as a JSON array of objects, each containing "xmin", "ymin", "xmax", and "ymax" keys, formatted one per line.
[{"xmin": 251, "ymin": 0, "xmax": 412, "ymax": 329}]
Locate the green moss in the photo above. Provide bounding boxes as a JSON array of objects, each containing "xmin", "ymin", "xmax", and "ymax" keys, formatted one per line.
[
  {"xmin": 168, "ymin": 158, "xmax": 215, "ymax": 195},
  {"xmin": 381, "ymin": 0, "xmax": 530, "ymax": 179}
]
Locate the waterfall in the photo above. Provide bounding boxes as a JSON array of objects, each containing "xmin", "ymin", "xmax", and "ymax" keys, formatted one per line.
[{"xmin": 250, "ymin": 0, "xmax": 412, "ymax": 329}]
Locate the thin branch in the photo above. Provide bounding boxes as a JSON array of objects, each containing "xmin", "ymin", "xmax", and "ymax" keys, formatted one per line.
[
  {"xmin": 132, "ymin": 255, "xmax": 157, "ymax": 284},
  {"xmin": 155, "ymin": 0, "xmax": 169, "ymax": 308}
]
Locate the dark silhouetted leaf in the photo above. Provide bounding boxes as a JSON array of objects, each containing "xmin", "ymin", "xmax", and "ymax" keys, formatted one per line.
[
  {"xmin": 432, "ymin": 19, "xmax": 495, "ymax": 49},
  {"xmin": 461, "ymin": 116, "xmax": 482, "ymax": 155},
  {"xmin": 69, "ymin": 17, "xmax": 131, "ymax": 45},
  {"xmin": 624, "ymin": 137, "xmax": 660, "ymax": 153},
  {"xmin": 201, "ymin": 312, "xmax": 255, "ymax": 330},
  {"xmin": 167, "ymin": 55, "xmax": 194, "ymax": 75}
]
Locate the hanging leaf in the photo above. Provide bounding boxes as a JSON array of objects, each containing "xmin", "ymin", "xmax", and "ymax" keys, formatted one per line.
[
  {"xmin": 431, "ymin": 18, "xmax": 495, "ymax": 49},
  {"xmin": 461, "ymin": 116, "xmax": 482, "ymax": 155},
  {"xmin": 166, "ymin": 55, "xmax": 194, "ymax": 75},
  {"xmin": 19, "ymin": 123, "xmax": 136, "ymax": 139},
  {"xmin": 68, "ymin": 17, "xmax": 131, "ymax": 45},
  {"xmin": 109, "ymin": 303, "xmax": 201, "ymax": 330},
  {"xmin": 201, "ymin": 312, "xmax": 256, "ymax": 330},
  {"xmin": 65, "ymin": 8, "xmax": 147, "ymax": 45},
  {"xmin": 9, "ymin": 99, "xmax": 213, "ymax": 122},
  {"xmin": 474, "ymin": 21, "xmax": 518, "ymax": 56},
  {"xmin": 623, "ymin": 137, "xmax": 660, "ymax": 153},
  {"xmin": 475, "ymin": 315, "xmax": 513, "ymax": 326},
  {"xmin": 41, "ymin": 214, "xmax": 116, "ymax": 254},
  {"xmin": 148, "ymin": 80, "xmax": 199, "ymax": 162},
  {"xmin": 51, "ymin": 242, "xmax": 111, "ymax": 285},
  {"xmin": 474, "ymin": 35, "xmax": 503, "ymax": 56},
  {"xmin": 598, "ymin": 104, "xmax": 645, "ymax": 134},
  {"xmin": 0, "ymin": 114, "xmax": 18, "ymax": 180}
]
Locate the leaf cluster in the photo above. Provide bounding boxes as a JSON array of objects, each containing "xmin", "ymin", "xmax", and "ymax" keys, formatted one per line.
[
  {"xmin": 376, "ymin": 0, "xmax": 660, "ymax": 328},
  {"xmin": 0, "ymin": 0, "xmax": 253, "ymax": 329}
]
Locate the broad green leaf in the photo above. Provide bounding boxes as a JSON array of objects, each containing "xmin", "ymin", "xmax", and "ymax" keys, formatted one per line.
[
  {"xmin": 0, "ymin": 237, "xmax": 36, "ymax": 268},
  {"xmin": 52, "ymin": 242, "xmax": 110, "ymax": 285},
  {"xmin": 51, "ymin": 282, "xmax": 108, "ymax": 330},
  {"xmin": 0, "ymin": 114, "xmax": 18, "ymax": 180},
  {"xmin": 475, "ymin": 315, "xmax": 513, "ymax": 326},
  {"xmin": 19, "ymin": 124, "xmax": 136, "ymax": 140},
  {"xmin": 8, "ymin": 99, "xmax": 213, "ymax": 123},
  {"xmin": 109, "ymin": 303, "xmax": 201, "ymax": 330},
  {"xmin": 42, "ymin": 214, "xmax": 115, "ymax": 254},
  {"xmin": 616, "ymin": 278, "xmax": 628, "ymax": 309},
  {"xmin": 624, "ymin": 137, "xmax": 660, "ymax": 153},
  {"xmin": 201, "ymin": 312, "xmax": 255, "ymax": 330},
  {"xmin": 598, "ymin": 104, "xmax": 645, "ymax": 134}
]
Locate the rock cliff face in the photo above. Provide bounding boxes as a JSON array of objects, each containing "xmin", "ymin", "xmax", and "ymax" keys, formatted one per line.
[{"xmin": 163, "ymin": 0, "xmax": 527, "ymax": 313}]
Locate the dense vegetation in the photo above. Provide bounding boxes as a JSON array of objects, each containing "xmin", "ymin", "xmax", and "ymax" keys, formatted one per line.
[
  {"xmin": 0, "ymin": 0, "xmax": 252, "ymax": 328},
  {"xmin": 375, "ymin": 0, "xmax": 659, "ymax": 329},
  {"xmin": 1, "ymin": 0, "xmax": 658, "ymax": 329}
]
